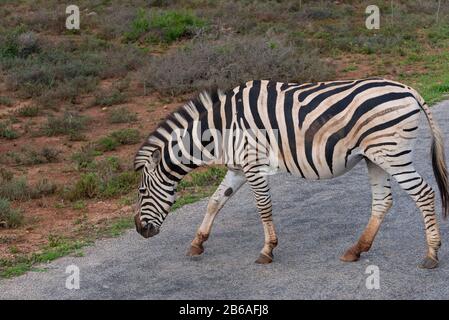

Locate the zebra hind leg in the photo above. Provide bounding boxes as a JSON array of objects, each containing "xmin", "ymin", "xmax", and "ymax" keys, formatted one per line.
[
  {"xmin": 366, "ymin": 152, "xmax": 441, "ymax": 269},
  {"xmin": 187, "ymin": 169, "xmax": 246, "ymax": 256},
  {"xmin": 390, "ymin": 165, "xmax": 441, "ymax": 268},
  {"xmin": 340, "ymin": 159, "xmax": 393, "ymax": 262}
]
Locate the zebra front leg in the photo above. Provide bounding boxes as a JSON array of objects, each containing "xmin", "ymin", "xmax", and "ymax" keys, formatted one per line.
[
  {"xmin": 244, "ymin": 168, "xmax": 278, "ymax": 264},
  {"xmin": 341, "ymin": 160, "xmax": 393, "ymax": 262},
  {"xmin": 187, "ymin": 169, "xmax": 246, "ymax": 256}
]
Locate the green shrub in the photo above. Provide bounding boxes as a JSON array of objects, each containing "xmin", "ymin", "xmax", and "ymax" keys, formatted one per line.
[
  {"xmin": 100, "ymin": 171, "xmax": 139, "ymax": 198},
  {"xmin": 64, "ymin": 168, "xmax": 138, "ymax": 201},
  {"xmin": 65, "ymin": 156, "xmax": 137, "ymax": 201},
  {"xmin": 124, "ymin": 9, "xmax": 206, "ymax": 44},
  {"xmin": 124, "ymin": 8, "xmax": 150, "ymax": 42},
  {"xmin": 0, "ymin": 28, "xmax": 40, "ymax": 59},
  {"xmin": 0, "ymin": 177, "xmax": 29, "ymax": 201},
  {"xmin": 0, "ymin": 96, "xmax": 13, "ymax": 106},
  {"xmin": 64, "ymin": 173, "xmax": 100, "ymax": 201},
  {"xmin": 93, "ymin": 89, "xmax": 127, "ymax": 107},
  {"xmin": 96, "ymin": 136, "xmax": 120, "ymax": 152},
  {"xmin": 96, "ymin": 157, "xmax": 121, "ymax": 178},
  {"xmin": 2, "ymin": 31, "xmax": 142, "ymax": 106},
  {"xmin": 0, "ymin": 198, "xmax": 23, "ymax": 229},
  {"xmin": 41, "ymin": 112, "xmax": 89, "ymax": 136},
  {"xmin": 2, "ymin": 147, "xmax": 60, "ymax": 165},
  {"xmin": 109, "ymin": 128, "xmax": 140, "ymax": 145},
  {"xmin": 178, "ymin": 167, "xmax": 226, "ymax": 191},
  {"xmin": 16, "ymin": 105, "xmax": 40, "ymax": 117},
  {"xmin": 108, "ymin": 107, "xmax": 137, "ymax": 124},
  {"xmin": 32, "ymin": 179, "xmax": 57, "ymax": 197},
  {"xmin": 0, "ymin": 168, "xmax": 14, "ymax": 182},
  {"xmin": 148, "ymin": 10, "xmax": 206, "ymax": 44},
  {"xmin": 0, "ymin": 176, "xmax": 56, "ymax": 201},
  {"xmin": 0, "ymin": 121, "xmax": 19, "ymax": 139},
  {"xmin": 71, "ymin": 144, "xmax": 100, "ymax": 170}
]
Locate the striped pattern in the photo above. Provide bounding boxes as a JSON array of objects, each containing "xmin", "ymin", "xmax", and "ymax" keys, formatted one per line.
[{"xmin": 134, "ymin": 78, "xmax": 448, "ymax": 267}]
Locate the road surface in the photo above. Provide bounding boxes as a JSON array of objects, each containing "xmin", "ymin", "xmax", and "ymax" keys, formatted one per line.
[{"xmin": 1, "ymin": 100, "xmax": 448, "ymax": 300}]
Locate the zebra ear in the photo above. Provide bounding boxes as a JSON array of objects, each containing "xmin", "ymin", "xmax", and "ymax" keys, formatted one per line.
[
  {"xmin": 134, "ymin": 148, "xmax": 161, "ymax": 171},
  {"xmin": 152, "ymin": 149, "xmax": 162, "ymax": 164}
]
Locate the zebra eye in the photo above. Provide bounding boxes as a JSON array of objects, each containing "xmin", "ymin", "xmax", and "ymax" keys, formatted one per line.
[{"xmin": 139, "ymin": 187, "xmax": 146, "ymax": 194}]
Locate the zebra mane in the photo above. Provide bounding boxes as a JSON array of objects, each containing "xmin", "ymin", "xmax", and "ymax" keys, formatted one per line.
[{"xmin": 134, "ymin": 88, "xmax": 223, "ymax": 170}]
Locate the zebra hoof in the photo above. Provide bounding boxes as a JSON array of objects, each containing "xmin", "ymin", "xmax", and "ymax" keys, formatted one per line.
[
  {"xmin": 340, "ymin": 248, "xmax": 361, "ymax": 262},
  {"xmin": 187, "ymin": 245, "xmax": 204, "ymax": 256},
  {"xmin": 418, "ymin": 256, "xmax": 438, "ymax": 269},
  {"xmin": 255, "ymin": 253, "xmax": 273, "ymax": 264}
]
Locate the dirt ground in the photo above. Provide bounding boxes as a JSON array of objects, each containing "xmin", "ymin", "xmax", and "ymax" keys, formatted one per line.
[{"xmin": 0, "ymin": 77, "xmax": 185, "ymax": 260}]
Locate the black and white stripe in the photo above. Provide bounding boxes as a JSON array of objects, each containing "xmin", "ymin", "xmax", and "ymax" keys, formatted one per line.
[{"xmin": 134, "ymin": 78, "xmax": 448, "ymax": 267}]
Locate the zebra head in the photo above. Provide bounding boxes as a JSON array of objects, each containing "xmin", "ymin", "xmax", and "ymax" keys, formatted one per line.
[{"xmin": 133, "ymin": 146, "xmax": 176, "ymax": 238}]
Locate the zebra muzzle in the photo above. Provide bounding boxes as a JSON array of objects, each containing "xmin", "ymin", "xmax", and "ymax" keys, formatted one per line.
[{"xmin": 134, "ymin": 214, "xmax": 160, "ymax": 238}]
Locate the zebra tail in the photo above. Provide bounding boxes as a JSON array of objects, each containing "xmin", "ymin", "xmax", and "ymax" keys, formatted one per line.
[{"xmin": 416, "ymin": 96, "xmax": 449, "ymax": 219}]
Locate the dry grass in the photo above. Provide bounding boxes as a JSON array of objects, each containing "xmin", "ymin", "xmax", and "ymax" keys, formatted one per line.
[{"xmin": 142, "ymin": 35, "xmax": 334, "ymax": 95}]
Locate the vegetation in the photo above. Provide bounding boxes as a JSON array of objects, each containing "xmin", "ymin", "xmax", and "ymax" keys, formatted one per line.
[
  {"xmin": 63, "ymin": 157, "xmax": 139, "ymax": 201},
  {"xmin": 0, "ymin": 199, "xmax": 23, "ymax": 229},
  {"xmin": 0, "ymin": 175, "xmax": 57, "ymax": 201},
  {"xmin": 124, "ymin": 9, "xmax": 206, "ymax": 44},
  {"xmin": 0, "ymin": 121, "xmax": 19, "ymax": 139},
  {"xmin": 142, "ymin": 36, "xmax": 334, "ymax": 95},
  {"xmin": 0, "ymin": 147, "xmax": 60, "ymax": 166},
  {"xmin": 0, "ymin": 0, "xmax": 448, "ymax": 278},
  {"xmin": 93, "ymin": 89, "xmax": 128, "ymax": 107},
  {"xmin": 40, "ymin": 112, "xmax": 89, "ymax": 137},
  {"xmin": 16, "ymin": 105, "xmax": 40, "ymax": 117},
  {"xmin": 108, "ymin": 107, "xmax": 137, "ymax": 124}
]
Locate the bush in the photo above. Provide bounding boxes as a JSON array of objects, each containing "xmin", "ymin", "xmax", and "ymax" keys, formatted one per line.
[
  {"xmin": 32, "ymin": 179, "xmax": 57, "ymax": 197},
  {"xmin": 1, "ymin": 147, "xmax": 60, "ymax": 165},
  {"xmin": 72, "ymin": 144, "xmax": 100, "ymax": 170},
  {"xmin": 41, "ymin": 112, "xmax": 89, "ymax": 136},
  {"xmin": 0, "ymin": 96, "xmax": 13, "ymax": 106},
  {"xmin": 63, "ymin": 159, "xmax": 139, "ymax": 201},
  {"xmin": 93, "ymin": 129, "xmax": 141, "ymax": 153},
  {"xmin": 2, "ymin": 31, "xmax": 142, "ymax": 106},
  {"xmin": 16, "ymin": 105, "xmax": 39, "ymax": 117},
  {"xmin": 109, "ymin": 128, "xmax": 141, "ymax": 145},
  {"xmin": 0, "ymin": 198, "xmax": 23, "ymax": 229},
  {"xmin": 96, "ymin": 136, "xmax": 120, "ymax": 152},
  {"xmin": 142, "ymin": 36, "xmax": 334, "ymax": 95},
  {"xmin": 108, "ymin": 107, "xmax": 137, "ymax": 124},
  {"xmin": 0, "ymin": 121, "xmax": 19, "ymax": 139},
  {"xmin": 65, "ymin": 173, "xmax": 100, "ymax": 200},
  {"xmin": 100, "ymin": 171, "xmax": 139, "ymax": 198},
  {"xmin": 178, "ymin": 167, "xmax": 226, "ymax": 191},
  {"xmin": 0, "ymin": 28, "xmax": 40, "ymax": 59},
  {"xmin": 124, "ymin": 9, "xmax": 206, "ymax": 44},
  {"xmin": 93, "ymin": 89, "xmax": 127, "ymax": 107},
  {"xmin": 0, "ymin": 177, "xmax": 30, "ymax": 201},
  {"xmin": 148, "ymin": 10, "xmax": 206, "ymax": 43},
  {"xmin": 0, "ymin": 175, "xmax": 57, "ymax": 201},
  {"xmin": 124, "ymin": 8, "xmax": 150, "ymax": 42}
]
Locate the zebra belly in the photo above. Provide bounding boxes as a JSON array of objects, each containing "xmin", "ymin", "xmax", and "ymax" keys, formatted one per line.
[
  {"xmin": 291, "ymin": 148, "xmax": 364, "ymax": 181},
  {"xmin": 327, "ymin": 151, "xmax": 364, "ymax": 179}
]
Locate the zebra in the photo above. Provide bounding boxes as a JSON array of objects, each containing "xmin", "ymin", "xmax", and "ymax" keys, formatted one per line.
[{"xmin": 134, "ymin": 78, "xmax": 448, "ymax": 269}]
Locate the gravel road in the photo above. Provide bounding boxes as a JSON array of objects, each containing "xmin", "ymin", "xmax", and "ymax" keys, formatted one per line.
[{"xmin": 1, "ymin": 100, "xmax": 448, "ymax": 300}]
